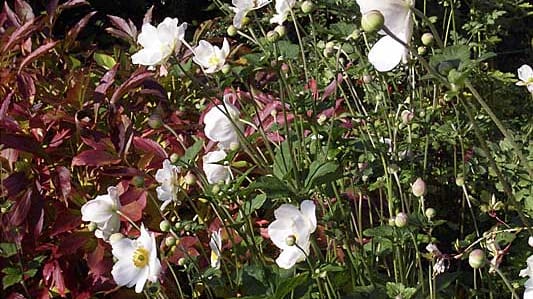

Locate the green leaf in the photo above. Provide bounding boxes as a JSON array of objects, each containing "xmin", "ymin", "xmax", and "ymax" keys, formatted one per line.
[
  {"xmin": 277, "ymin": 41, "xmax": 299, "ymax": 59},
  {"xmin": 363, "ymin": 225, "xmax": 394, "ymax": 238},
  {"xmin": 93, "ymin": 53, "xmax": 117, "ymax": 70},
  {"xmin": 180, "ymin": 139, "xmax": 204, "ymax": 164},
  {"xmin": 24, "ymin": 269, "xmax": 38, "ymax": 278},
  {"xmin": 241, "ymin": 194, "xmax": 267, "ymax": 216},
  {"xmin": 1, "ymin": 267, "xmax": 20, "ymax": 275},
  {"xmin": 0, "ymin": 243, "xmax": 17, "ymax": 258},
  {"xmin": 2, "ymin": 274, "xmax": 22, "ymax": 289},
  {"xmin": 304, "ymin": 160, "xmax": 338, "ymax": 189},
  {"xmin": 385, "ymin": 282, "xmax": 417, "ymax": 299},
  {"xmin": 249, "ymin": 176, "xmax": 291, "ymax": 198},
  {"xmin": 274, "ymin": 273, "xmax": 308, "ymax": 298},
  {"xmin": 273, "ymin": 142, "xmax": 293, "ymax": 180}
]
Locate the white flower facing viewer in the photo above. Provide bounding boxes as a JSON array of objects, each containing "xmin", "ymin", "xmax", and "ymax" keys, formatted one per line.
[
  {"xmin": 155, "ymin": 159, "xmax": 181, "ymax": 204},
  {"xmin": 356, "ymin": 0, "xmax": 414, "ymax": 72},
  {"xmin": 203, "ymin": 150, "xmax": 231, "ymax": 184},
  {"xmin": 267, "ymin": 200, "xmax": 317, "ymax": 269},
  {"xmin": 204, "ymin": 95, "xmax": 243, "ymax": 150},
  {"xmin": 111, "ymin": 224, "xmax": 161, "ymax": 293},
  {"xmin": 270, "ymin": 0, "xmax": 296, "ymax": 25},
  {"xmin": 131, "ymin": 17, "xmax": 187, "ymax": 66},
  {"xmin": 231, "ymin": 0, "xmax": 271, "ymax": 29},
  {"xmin": 81, "ymin": 186, "xmax": 121, "ymax": 240},
  {"xmin": 516, "ymin": 64, "xmax": 533, "ymax": 94},
  {"xmin": 209, "ymin": 229, "xmax": 222, "ymax": 269},
  {"xmin": 193, "ymin": 38, "xmax": 230, "ymax": 73}
]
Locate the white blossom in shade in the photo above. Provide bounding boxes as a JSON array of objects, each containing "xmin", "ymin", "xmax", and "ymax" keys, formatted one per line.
[
  {"xmin": 209, "ymin": 229, "xmax": 222, "ymax": 269},
  {"xmin": 81, "ymin": 186, "xmax": 121, "ymax": 240},
  {"xmin": 270, "ymin": 0, "xmax": 296, "ymax": 25},
  {"xmin": 356, "ymin": 0, "xmax": 414, "ymax": 72},
  {"xmin": 529, "ymin": 236, "xmax": 533, "ymax": 248},
  {"xmin": 204, "ymin": 95, "xmax": 243, "ymax": 150},
  {"xmin": 267, "ymin": 200, "xmax": 317, "ymax": 269},
  {"xmin": 155, "ymin": 159, "xmax": 181, "ymax": 204},
  {"xmin": 131, "ymin": 17, "xmax": 187, "ymax": 66},
  {"xmin": 521, "ymin": 255, "xmax": 533, "ymax": 299},
  {"xmin": 111, "ymin": 224, "xmax": 161, "ymax": 293},
  {"xmin": 516, "ymin": 64, "xmax": 533, "ymax": 94},
  {"xmin": 192, "ymin": 38, "xmax": 230, "ymax": 73},
  {"xmin": 203, "ymin": 150, "xmax": 231, "ymax": 184},
  {"xmin": 231, "ymin": 0, "xmax": 271, "ymax": 29}
]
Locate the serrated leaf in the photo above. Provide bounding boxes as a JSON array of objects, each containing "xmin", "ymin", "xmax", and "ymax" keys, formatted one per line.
[{"xmin": 277, "ymin": 41, "xmax": 299, "ymax": 59}]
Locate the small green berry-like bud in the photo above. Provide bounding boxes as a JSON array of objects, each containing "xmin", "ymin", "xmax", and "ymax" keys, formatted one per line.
[
  {"xmin": 229, "ymin": 141, "xmax": 240, "ymax": 151},
  {"xmin": 178, "ymin": 257, "xmax": 187, "ymax": 266},
  {"xmin": 221, "ymin": 64, "xmax": 231, "ymax": 74},
  {"xmin": 165, "ymin": 236, "xmax": 176, "ymax": 246},
  {"xmin": 412, "ymin": 178, "xmax": 426, "ymax": 197},
  {"xmin": 184, "ymin": 172, "xmax": 197, "ymax": 185},
  {"xmin": 388, "ymin": 218, "xmax": 396, "ymax": 226},
  {"xmin": 170, "ymin": 153, "xmax": 180, "ymax": 163},
  {"xmin": 148, "ymin": 114, "xmax": 163, "ymax": 129},
  {"xmin": 421, "ymin": 33, "xmax": 434, "ymax": 46},
  {"xmin": 227, "ymin": 25, "xmax": 238, "ymax": 37},
  {"xmin": 301, "ymin": 1, "xmax": 315, "ymax": 14},
  {"xmin": 394, "ymin": 212, "xmax": 409, "ymax": 228},
  {"xmin": 323, "ymin": 41, "xmax": 335, "ymax": 57},
  {"xmin": 160, "ymin": 220, "xmax": 171, "ymax": 232},
  {"xmin": 241, "ymin": 16, "xmax": 251, "ymax": 27},
  {"xmin": 455, "ymin": 176, "xmax": 464, "ymax": 187},
  {"xmin": 274, "ymin": 25, "xmax": 286, "ymax": 37},
  {"xmin": 425, "ymin": 208, "xmax": 436, "ymax": 220},
  {"xmin": 87, "ymin": 222, "xmax": 97, "ymax": 232},
  {"xmin": 468, "ymin": 249, "xmax": 485, "ymax": 269},
  {"xmin": 267, "ymin": 30, "xmax": 279, "ymax": 43},
  {"xmin": 417, "ymin": 46, "xmax": 427, "ymax": 55},
  {"xmin": 361, "ymin": 10, "xmax": 385, "ymax": 33},
  {"xmin": 131, "ymin": 175, "xmax": 145, "ymax": 187},
  {"xmin": 285, "ymin": 235, "xmax": 296, "ymax": 246}
]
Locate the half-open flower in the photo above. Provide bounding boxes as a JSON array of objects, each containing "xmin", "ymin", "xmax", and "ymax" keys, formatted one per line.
[
  {"xmin": 81, "ymin": 186, "xmax": 121, "ymax": 240},
  {"xmin": 192, "ymin": 39, "xmax": 230, "ymax": 73},
  {"xmin": 231, "ymin": 0, "xmax": 271, "ymax": 29},
  {"xmin": 111, "ymin": 224, "xmax": 162, "ymax": 293},
  {"xmin": 209, "ymin": 229, "xmax": 223, "ymax": 269},
  {"xmin": 516, "ymin": 64, "xmax": 533, "ymax": 94},
  {"xmin": 155, "ymin": 159, "xmax": 181, "ymax": 204},
  {"xmin": 356, "ymin": 0, "xmax": 414, "ymax": 72},
  {"xmin": 270, "ymin": 0, "xmax": 296, "ymax": 25},
  {"xmin": 203, "ymin": 150, "xmax": 231, "ymax": 184},
  {"xmin": 131, "ymin": 17, "xmax": 187, "ymax": 66},
  {"xmin": 267, "ymin": 200, "xmax": 317, "ymax": 269},
  {"xmin": 204, "ymin": 95, "xmax": 243, "ymax": 150}
]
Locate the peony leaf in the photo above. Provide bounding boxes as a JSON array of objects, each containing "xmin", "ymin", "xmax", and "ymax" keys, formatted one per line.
[{"xmin": 72, "ymin": 150, "xmax": 121, "ymax": 166}]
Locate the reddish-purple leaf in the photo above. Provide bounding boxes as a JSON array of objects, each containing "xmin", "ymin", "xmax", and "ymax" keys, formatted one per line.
[
  {"xmin": 120, "ymin": 189, "xmax": 146, "ymax": 221},
  {"xmin": 58, "ymin": 233, "xmax": 87, "ymax": 256},
  {"xmin": 6, "ymin": 292, "xmax": 26, "ymax": 299},
  {"xmin": 14, "ymin": 0, "xmax": 34, "ymax": 23},
  {"xmin": 107, "ymin": 15, "xmax": 136, "ymax": 38},
  {"xmin": 58, "ymin": 0, "xmax": 89, "ymax": 11},
  {"xmin": 0, "ymin": 90, "xmax": 14, "ymax": 120},
  {"xmin": 87, "ymin": 240, "xmax": 112, "ymax": 279},
  {"xmin": 46, "ymin": 0, "xmax": 59, "ymax": 17},
  {"xmin": 43, "ymin": 260, "xmax": 66, "ymax": 297},
  {"xmin": 48, "ymin": 128, "xmax": 71, "ymax": 148},
  {"xmin": 1, "ymin": 19, "xmax": 34, "ymax": 53},
  {"xmin": 101, "ymin": 167, "xmax": 142, "ymax": 177},
  {"xmin": 72, "ymin": 150, "xmax": 121, "ymax": 166},
  {"xmin": 3, "ymin": 2, "xmax": 21, "ymax": 28},
  {"xmin": 0, "ymin": 148, "xmax": 19, "ymax": 171},
  {"xmin": 49, "ymin": 211, "xmax": 81, "ymax": 237},
  {"xmin": 105, "ymin": 27, "xmax": 131, "ymax": 41},
  {"xmin": 3, "ymin": 172, "xmax": 29, "ymax": 197},
  {"xmin": 0, "ymin": 132, "xmax": 44, "ymax": 156},
  {"xmin": 18, "ymin": 40, "xmax": 59, "ymax": 72},
  {"xmin": 16, "ymin": 72, "xmax": 36, "ymax": 100},
  {"xmin": 10, "ymin": 189, "xmax": 32, "ymax": 226},
  {"xmin": 133, "ymin": 136, "xmax": 167, "ymax": 159},
  {"xmin": 110, "ymin": 69, "xmax": 153, "ymax": 104},
  {"xmin": 322, "ymin": 73, "xmax": 344, "ymax": 100},
  {"xmin": 64, "ymin": 11, "xmax": 95, "ymax": 47},
  {"xmin": 94, "ymin": 63, "xmax": 119, "ymax": 101}
]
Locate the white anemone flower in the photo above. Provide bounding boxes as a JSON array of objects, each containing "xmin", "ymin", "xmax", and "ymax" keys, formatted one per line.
[
  {"xmin": 356, "ymin": 0, "xmax": 414, "ymax": 72},
  {"xmin": 192, "ymin": 38, "xmax": 230, "ymax": 73},
  {"xmin": 204, "ymin": 95, "xmax": 243, "ymax": 150},
  {"xmin": 521, "ymin": 255, "xmax": 533, "ymax": 299},
  {"xmin": 155, "ymin": 159, "xmax": 181, "ymax": 204},
  {"xmin": 516, "ymin": 64, "xmax": 533, "ymax": 94},
  {"xmin": 231, "ymin": 0, "xmax": 271, "ymax": 29},
  {"xmin": 209, "ymin": 229, "xmax": 223, "ymax": 269},
  {"xmin": 267, "ymin": 200, "xmax": 317, "ymax": 269},
  {"xmin": 81, "ymin": 186, "xmax": 121, "ymax": 240},
  {"xmin": 202, "ymin": 150, "xmax": 231, "ymax": 184},
  {"xmin": 270, "ymin": 0, "xmax": 296, "ymax": 25},
  {"xmin": 131, "ymin": 17, "xmax": 187, "ymax": 66},
  {"xmin": 111, "ymin": 224, "xmax": 162, "ymax": 293}
]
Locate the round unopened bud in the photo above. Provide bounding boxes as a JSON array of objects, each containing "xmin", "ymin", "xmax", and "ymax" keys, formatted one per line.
[
  {"xmin": 229, "ymin": 141, "xmax": 240, "ymax": 151},
  {"xmin": 361, "ymin": 10, "xmax": 385, "ymax": 33},
  {"xmin": 221, "ymin": 64, "xmax": 231, "ymax": 74},
  {"xmin": 178, "ymin": 257, "xmax": 187, "ymax": 266},
  {"xmin": 528, "ymin": 236, "xmax": 533, "ymax": 248},
  {"xmin": 241, "ymin": 16, "xmax": 251, "ymax": 27},
  {"xmin": 184, "ymin": 172, "xmax": 197, "ymax": 185},
  {"xmin": 395, "ymin": 212, "xmax": 408, "ymax": 228},
  {"xmin": 455, "ymin": 176, "xmax": 464, "ymax": 187},
  {"xmin": 401, "ymin": 110, "xmax": 414, "ymax": 125},
  {"xmin": 412, "ymin": 178, "xmax": 426, "ymax": 197},
  {"xmin": 211, "ymin": 185, "xmax": 220, "ymax": 194},
  {"xmin": 417, "ymin": 46, "xmax": 427, "ymax": 55},
  {"xmin": 87, "ymin": 222, "xmax": 97, "ymax": 232},
  {"xmin": 468, "ymin": 249, "xmax": 485, "ymax": 269},
  {"xmin": 267, "ymin": 30, "xmax": 280, "ymax": 43},
  {"xmin": 425, "ymin": 208, "xmax": 436, "ymax": 220},
  {"xmin": 388, "ymin": 218, "xmax": 396, "ymax": 226},
  {"xmin": 165, "ymin": 236, "xmax": 176, "ymax": 247},
  {"xmin": 170, "ymin": 153, "xmax": 180, "ymax": 163},
  {"xmin": 362, "ymin": 74, "xmax": 373, "ymax": 84},
  {"xmin": 421, "ymin": 33, "xmax": 434, "ymax": 46},
  {"xmin": 148, "ymin": 114, "xmax": 163, "ymax": 129},
  {"xmin": 280, "ymin": 63, "xmax": 290, "ymax": 74},
  {"xmin": 227, "ymin": 25, "xmax": 238, "ymax": 37},
  {"xmin": 301, "ymin": 1, "xmax": 315, "ymax": 14},
  {"xmin": 160, "ymin": 220, "xmax": 171, "ymax": 232},
  {"xmin": 274, "ymin": 25, "xmax": 286, "ymax": 37},
  {"xmin": 286, "ymin": 235, "xmax": 296, "ymax": 246},
  {"xmin": 109, "ymin": 233, "xmax": 124, "ymax": 243},
  {"xmin": 323, "ymin": 41, "xmax": 335, "ymax": 57},
  {"xmin": 132, "ymin": 175, "xmax": 145, "ymax": 187}
]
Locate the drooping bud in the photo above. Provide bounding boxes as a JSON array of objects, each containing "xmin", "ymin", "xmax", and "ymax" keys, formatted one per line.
[
  {"xmin": 468, "ymin": 249, "xmax": 485, "ymax": 269},
  {"xmin": 221, "ymin": 64, "xmax": 232, "ymax": 74},
  {"xmin": 394, "ymin": 212, "xmax": 408, "ymax": 228},
  {"xmin": 148, "ymin": 113, "xmax": 163, "ymax": 129},
  {"xmin": 417, "ymin": 46, "xmax": 427, "ymax": 55},
  {"xmin": 412, "ymin": 178, "xmax": 426, "ymax": 197},
  {"xmin": 361, "ymin": 10, "xmax": 385, "ymax": 33},
  {"xmin": 87, "ymin": 222, "xmax": 97, "ymax": 232},
  {"xmin": 131, "ymin": 175, "xmax": 145, "ymax": 187},
  {"xmin": 170, "ymin": 153, "xmax": 180, "ymax": 163},
  {"xmin": 165, "ymin": 236, "xmax": 176, "ymax": 247},
  {"xmin": 184, "ymin": 172, "xmax": 197, "ymax": 185}
]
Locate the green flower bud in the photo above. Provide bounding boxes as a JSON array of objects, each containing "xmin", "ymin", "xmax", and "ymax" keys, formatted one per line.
[
  {"xmin": 301, "ymin": 1, "xmax": 315, "ymax": 14},
  {"xmin": 160, "ymin": 220, "xmax": 171, "ymax": 232},
  {"xmin": 131, "ymin": 175, "xmax": 145, "ymax": 187},
  {"xmin": 274, "ymin": 25, "xmax": 286, "ymax": 37},
  {"xmin": 417, "ymin": 46, "xmax": 427, "ymax": 55},
  {"xmin": 394, "ymin": 212, "xmax": 409, "ymax": 228},
  {"xmin": 241, "ymin": 16, "xmax": 251, "ymax": 27},
  {"xmin": 227, "ymin": 25, "xmax": 238, "ymax": 37},
  {"xmin": 229, "ymin": 142, "xmax": 240, "ymax": 151},
  {"xmin": 468, "ymin": 249, "xmax": 485, "ymax": 269},
  {"xmin": 323, "ymin": 41, "xmax": 335, "ymax": 57},
  {"xmin": 184, "ymin": 172, "xmax": 197, "ymax": 185},
  {"xmin": 421, "ymin": 33, "xmax": 434, "ymax": 46},
  {"xmin": 286, "ymin": 235, "xmax": 296, "ymax": 246},
  {"xmin": 267, "ymin": 30, "xmax": 280, "ymax": 43},
  {"xmin": 425, "ymin": 208, "xmax": 436, "ymax": 220},
  {"xmin": 401, "ymin": 110, "xmax": 414, "ymax": 125},
  {"xmin": 165, "ymin": 236, "xmax": 176, "ymax": 247},
  {"xmin": 361, "ymin": 10, "xmax": 385, "ymax": 33},
  {"xmin": 170, "ymin": 153, "xmax": 180, "ymax": 163},
  {"xmin": 221, "ymin": 64, "xmax": 232, "ymax": 74},
  {"xmin": 109, "ymin": 233, "xmax": 124, "ymax": 243}
]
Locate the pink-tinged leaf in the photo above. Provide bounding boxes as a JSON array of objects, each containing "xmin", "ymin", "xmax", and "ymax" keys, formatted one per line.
[
  {"xmin": 64, "ymin": 11, "xmax": 95, "ymax": 47},
  {"xmin": 14, "ymin": 0, "xmax": 34, "ymax": 23},
  {"xmin": 49, "ymin": 211, "xmax": 81, "ymax": 237},
  {"xmin": 72, "ymin": 150, "xmax": 121, "ymax": 167},
  {"xmin": 94, "ymin": 63, "xmax": 119, "ymax": 101},
  {"xmin": 0, "ymin": 90, "xmax": 14, "ymax": 119},
  {"xmin": 110, "ymin": 70, "xmax": 153, "ymax": 104},
  {"xmin": 10, "ymin": 189, "xmax": 32, "ymax": 226},
  {"xmin": 322, "ymin": 74, "xmax": 344, "ymax": 100},
  {"xmin": 46, "ymin": 0, "xmax": 59, "ymax": 17},
  {"xmin": 56, "ymin": 166, "xmax": 72, "ymax": 200},
  {"xmin": 0, "ymin": 148, "xmax": 19, "ymax": 171},
  {"xmin": 18, "ymin": 40, "xmax": 59, "ymax": 72},
  {"xmin": 107, "ymin": 15, "xmax": 136, "ymax": 38},
  {"xmin": 120, "ymin": 189, "xmax": 146, "ymax": 221},
  {"xmin": 133, "ymin": 136, "xmax": 167, "ymax": 159},
  {"xmin": 1, "ymin": 19, "xmax": 34, "ymax": 53},
  {"xmin": 143, "ymin": 6, "xmax": 154, "ymax": 25},
  {"xmin": 87, "ymin": 241, "xmax": 112, "ymax": 280},
  {"xmin": 3, "ymin": 2, "xmax": 21, "ymax": 28},
  {"xmin": 43, "ymin": 260, "xmax": 66, "ymax": 296},
  {"xmin": 79, "ymin": 136, "xmax": 108, "ymax": 151},
  {"xmin": 57, "ymin": 0, "xmax": 89, "ymax": 11},
  {"xmin": 0, "ymin": 133, "xmax": 44, "ymax": 156},
  {"xmin": 101, "ymin": 167, "xmax": 142, "ymax": 177},
  {"xmin": 58, "ymin": 233, "xmax": 87, "ymax": 256},
  {"xmin": 105, "ymin": 27, "xmax": 131, "ymax": 41},
  {"xmin": 16, "ymin": 72, "xmax": 36, "ymax": 100},
  {"xmin": 3, "ymin": 172, "xmax": 29, "ymax": 197},
  {"xmin": 6, "ymin": 292, "xmax": 26, "ymax": 299},
  {"xmin": 31, "ymin": 205, "xmax": 44, "ymax": 238},
  {"xmin": 49, "ymin": 128, "xmax": 71, "ymax": 148}
]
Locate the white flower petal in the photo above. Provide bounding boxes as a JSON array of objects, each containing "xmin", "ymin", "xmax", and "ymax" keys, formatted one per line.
[
  {"xmin": 368, "ymin": 35, "xmax": 405, "ymax": 72},
  {"xmin": 203, "ymin": 150, "xmax": 231, "ymax": 184},
  {"xmin": 300, "ymin": 200, "xmax": 317, "ymax": 232},
  {"xmin": 276, "ymin": 247, "xmax": 305, "ymax": 269},
  {"xmin": 134, "ymin": 267, "xmax": 150, "ymax": 293},
  {"xmin": 112, "ymin": 260, "xmax": 142, "ymax": 287},
  {"xmin": 267, "ymin": 218, "xmax": 294, "ymax": 250},
  {"xmin": 137, "ymin": 24, "xmax": 159, "ymax": 48},
  {"xmin": 518, "ymin": 65, "xmax": 533, "ymax": 82}
]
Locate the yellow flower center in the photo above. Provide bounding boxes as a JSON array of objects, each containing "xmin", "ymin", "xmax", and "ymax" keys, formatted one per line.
[
  {"xmin": 132, "ymin": 247, "xmax": 150, "ymax": 268},
  {"xmin": 208, "ymin": 55, "xmax": 221, "ymax": 66}
]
